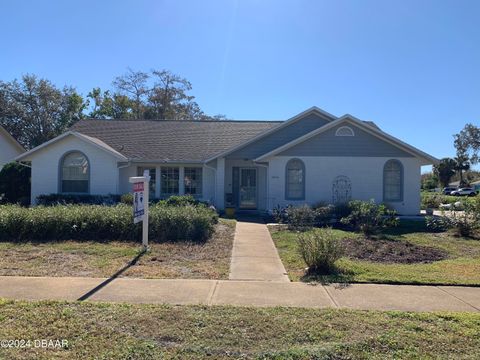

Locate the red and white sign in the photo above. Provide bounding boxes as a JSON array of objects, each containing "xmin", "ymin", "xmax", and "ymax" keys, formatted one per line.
[{"xmin": 133, "ymin": 181, "xmax": 145, "ymax": 224}]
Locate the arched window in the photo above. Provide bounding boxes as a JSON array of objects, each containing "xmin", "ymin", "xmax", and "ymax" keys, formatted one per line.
[
  {"xmin": 285, "ymin": 159, "xmax": 305, "ymax": 200},
  {"xmin": 383, "ymin": 159, "xmax": 403, "ymax": 201},
  {"xmin": 335, "ymin": 126, "xmax": 355, "ymax": 137},
  {"xmin": 60, "ymin": 151, "xmax": 89, "ymax": 193}
]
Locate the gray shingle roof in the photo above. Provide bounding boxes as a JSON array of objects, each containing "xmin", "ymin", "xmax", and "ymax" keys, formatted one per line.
[{"xmin": 70, "ymin": 119, "xmax": 281, "ymax": 162}]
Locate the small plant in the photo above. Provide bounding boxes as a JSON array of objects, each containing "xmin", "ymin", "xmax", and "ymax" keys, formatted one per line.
[
  {"xmin": 425, "ymin": 216, "xmax": 455, "ymax": 232},
  {"xmin": 340, "ymin": 200, "xmax": 399, "ymax": 237},
  {"xmin": 286, "ymin": 205, "xmax": 316, "ymax": 231},
  {"xmin": 297, "ymin": 228, "xmax": 344, "ymax": 274},
  {"xmin": 120, "ymin": 193, "xmax": 133, "ymax": 205}
]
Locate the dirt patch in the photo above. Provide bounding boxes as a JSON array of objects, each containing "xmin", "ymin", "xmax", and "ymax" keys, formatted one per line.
[{"xmin": 342, "ymin": 237, "xmax": 449, "ymax": 264}]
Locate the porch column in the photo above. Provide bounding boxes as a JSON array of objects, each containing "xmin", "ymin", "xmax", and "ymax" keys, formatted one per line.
[
  {"xmin": 179, "ymin": 166, "xmax": 185, "ymax": 195},
  {"xmin": 155, "ymin": 166, "xmax": 161, "ymax": 198},
  {"xmin": 215, "ymin": 158, "xmax": 225, "ymax": 210}
]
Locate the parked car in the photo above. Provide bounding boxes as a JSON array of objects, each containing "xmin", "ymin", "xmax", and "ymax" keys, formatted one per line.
[
  {"xmin": 450, "ymin": 187, "xmax": 477, "ymax": 196},
  {"xmin": 442, "ymin": 187, "xmax": 458, "ymax": 195}
]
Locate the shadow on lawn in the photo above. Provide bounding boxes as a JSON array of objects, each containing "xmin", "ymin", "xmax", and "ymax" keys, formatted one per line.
[
  {"xmin": 301, "ymin": 267, "xmax": 355, "ymax": 289},
  {"xmin": 77, "ymin": 248, "xmax": 147, "ymax": 301}
]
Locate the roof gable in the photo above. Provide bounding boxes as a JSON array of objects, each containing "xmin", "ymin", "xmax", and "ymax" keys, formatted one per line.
[
  {"xmin": 0, "ymin": 126, "xmax": 25, "ymax": 153},
  {"xmin": 217, "ymin": 108, "xmax": 335, "ymax": 160},
  {"xmin": 15, "ymin": 131, "xmax": 128, "ymax": 162},
  {"xmin": 255, "ymin": 115, "xmax": 439, "ymax": 165}
]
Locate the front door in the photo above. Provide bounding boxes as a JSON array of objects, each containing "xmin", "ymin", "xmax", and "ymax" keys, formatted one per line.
[{"xmin": 239, "ymin": 168, "xmax": 257, "ymax": 209}]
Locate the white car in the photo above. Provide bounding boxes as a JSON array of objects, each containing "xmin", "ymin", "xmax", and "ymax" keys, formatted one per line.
[{"xmin": 450, "ymin": 187, "xmax": 477, "ymax": 196}]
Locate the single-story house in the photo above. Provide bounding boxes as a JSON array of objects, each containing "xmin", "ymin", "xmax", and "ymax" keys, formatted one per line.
[
  {"xmin": 16, "ymin": 107, "xmax": 438, "ymax": 214},
  {"xmin": 0, "ymin": 125, "xmax": 25, "ymax": 171}
]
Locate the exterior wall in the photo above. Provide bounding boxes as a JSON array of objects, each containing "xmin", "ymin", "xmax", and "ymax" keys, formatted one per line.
[
  {"xmin": 0, "ymin": 135, "xmax": 23, "ymax": 170},
  {"xmin": 224, "ymin": 159, "xmax": 268, "ymax": 211},
  {"xmin": 267, "ymin": 156, "xmax": 421, "ymax": 215},
  {"xmin": 227, "ymin": 113, "xmax": 331, "ymax": 160},
  {"xmin": 118, "ymin": 162, "xmax": 216, "ymax": 204},
  {"xmin": 29, "ymin": 136, "xmax": 120, "ymax": 204},
  {"xmin": 279, "ymin": 123, "xmax": 414, "ymax": 158}
]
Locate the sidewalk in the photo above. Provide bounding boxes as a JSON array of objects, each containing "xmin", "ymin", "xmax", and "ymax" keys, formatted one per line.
[
  {"xmin": 229, "ymin": 217, "xmax": 289, "ymax": 282},
  {"xmin": 0, "ymin": 276, "xmax": 478, "ymax": 312}
]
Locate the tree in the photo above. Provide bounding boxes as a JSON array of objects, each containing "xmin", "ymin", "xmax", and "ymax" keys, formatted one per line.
[
  {"xmin": 433, "ymin": 158, "xmax": 457, "ymax": 187},
  {"xmin": 421, "ymin": 172, "xmax": 438, "ymax": 190},
  {"xmin": 454, "ymin": 124, "xmax": 480, "ymax": 164},
  {"xmin": 87, "ymin": 88, "xmax": 133, "ymax": 119},
  {"xmin": 112, "ymin": 68, "xmax": 149, "ymax": 119},
  {"xmin": 0, "ymin": 74, "xmax": 86, "ymax": 149},
  {"xmin": 0, "ymin": 162, "xmax": 30, "ymax": 205}
]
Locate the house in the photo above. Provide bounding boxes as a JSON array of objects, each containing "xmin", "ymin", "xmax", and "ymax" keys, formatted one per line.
[
  {"xmin": 15, "ymin": 107, "xmax": 438, "ymax": 214},
  {"xmin": 0, "ymin": 125, "xmax": 25, "ymax": 171}
]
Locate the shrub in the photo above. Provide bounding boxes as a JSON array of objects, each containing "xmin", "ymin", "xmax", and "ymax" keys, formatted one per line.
[
  {"xmin": 37, "ymin": 194, "xmax": 121, "ymax": 206},
  {"xmin": 0, "ymin": 162, "xmax": 30, "ymax": 205},
  {"xmin": 162, "ymin": 195, "xmax": 201, "ymax": 207},
  {"xmin": 286, "ymin": 205, "xmax": 316, "ymax": 231},
  {"xmin": 425, "ymin": 216, "xmax": 455, "ymax": 232},
  {"xmin": 297, "ymin": 228, "xmax": 344, "ymax": 274},
  {"xmin": 449, "ymin": 197, "xmax": 480, "ymax": 238},
  {"xmin": 120, "ymin": 193, "xmax": 133, "ymax": 205},
  {"xmin": 0, "ymin": 203, "xmax": 218, "ymax": 243},
  {"xmin": 340, "ymin": 200, "xmax": 399, "ymax": 237}
]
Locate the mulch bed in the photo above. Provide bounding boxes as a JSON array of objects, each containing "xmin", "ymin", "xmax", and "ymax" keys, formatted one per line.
[{"xmin": 342, "ymin": 237, "xmax": 449, "ymax": 264}]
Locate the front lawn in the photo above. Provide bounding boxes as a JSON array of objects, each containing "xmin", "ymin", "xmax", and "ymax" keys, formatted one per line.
[
  {"xmin": 270, "ymin": 220, "xmax": 480, "ymax": 285},
  {"xmin": 0, "ymin": 219, "xmax": 235, "ymax": 280},
  {"xmin": 0, "ymin": 299, "xmax": 479, "ymax": 359}
]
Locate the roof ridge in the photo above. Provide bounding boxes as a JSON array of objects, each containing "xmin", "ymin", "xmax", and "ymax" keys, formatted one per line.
[{"xmin": 78, "ymin": 118, "xmax": 283, "ymax": 124}]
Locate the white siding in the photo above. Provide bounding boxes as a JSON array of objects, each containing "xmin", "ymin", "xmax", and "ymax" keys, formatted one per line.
[
  {"xmin": 29, "ymin": 135, "xmax": 120, "ymax": 204},
  {"xmin": 118, "ymin": 163, "xmax": 216, "ymax": 204},
  {"xmin": 267, "ymin": 156, "xmax": 421, "ymax": 215},
  {"xmin": 0, "ymin": 134, "xmax": 23, "ymax": 170}
]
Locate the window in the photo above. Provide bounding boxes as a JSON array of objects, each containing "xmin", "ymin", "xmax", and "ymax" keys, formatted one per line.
[
  {"xmin": 383, "ymin": 160, "xmax": 403, "ymax": 201},
  {"xmin": 335, "ymin": 126, "xmax": 355, "ymax": 136},
  {"xmin": 285, "ymin": 159, "xmax": 305, "ymax": 200},
  {"xmin": 161, "ymin": 167, "xmax": 179, "ymax": 196},
  {"xmin": 137, "ymin": 167, "xmax": 156, "ymax": 199},
  {"xmin": 184, "ymin": 167, "xmax": 202, "ymax": 197},
  {"xmin": 60, "ymin": 151, "xmax": 89, "ymax": 193}
]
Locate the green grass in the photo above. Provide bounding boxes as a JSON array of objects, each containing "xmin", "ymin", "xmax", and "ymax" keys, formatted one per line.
[
  {"xmin": 270, "ymin": 220, "xmax": 480, "ymax": 285},
  {"xmin": 0, "ymin": 299, "xmax": 479, "ymax": 359},
  {"xmin": 0, "ymin": 219, "xmax": 236, "ymax": 279}
]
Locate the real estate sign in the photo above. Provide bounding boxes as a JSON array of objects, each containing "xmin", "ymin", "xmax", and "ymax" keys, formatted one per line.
[{"xmin": 133, "ymin": 182, "xmax": 145, "ymax": 224}]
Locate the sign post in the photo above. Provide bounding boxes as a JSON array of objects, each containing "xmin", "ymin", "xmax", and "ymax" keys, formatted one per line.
[{"xmin": 129, "ymin": 173, "xmax": 150, "ymax": 250}]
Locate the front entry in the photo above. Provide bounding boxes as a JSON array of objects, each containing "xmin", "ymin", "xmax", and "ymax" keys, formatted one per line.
[{"xmin": 239, "ymin": 168, "xmax": 257, "ymax": 209}]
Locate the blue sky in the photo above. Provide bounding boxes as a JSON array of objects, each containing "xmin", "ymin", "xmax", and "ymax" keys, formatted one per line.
[{"xmin": 1, "ymin": 0, "xmax": 479, "ymax": 166}]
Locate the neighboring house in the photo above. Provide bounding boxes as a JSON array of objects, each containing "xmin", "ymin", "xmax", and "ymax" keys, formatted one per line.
[
  {"xmin": 15, "ymin": 107, "xmax": 438, "ymax": 214},
  {"xmin": 0, "ymin": 125, "xmax": 25, "ymax": 171}
]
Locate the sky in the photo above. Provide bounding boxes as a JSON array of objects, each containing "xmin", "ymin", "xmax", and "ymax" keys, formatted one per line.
[{"xmin": 1, "ymin": 0, "xmax": 479, "ymax": 169}]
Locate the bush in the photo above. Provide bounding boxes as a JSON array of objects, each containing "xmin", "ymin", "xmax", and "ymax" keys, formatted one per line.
[
  {"xmin": 286, "ymin": 205, "xmax": 316, "ymax": 231},
  {"xmin": 426, "ymin": 197, "xmax": 480, "ymax": 238},
  {"xmin": 298, "ymin": 228, "xmax": 344, "ymax": 274},
  {"xmin": 162, "ymin": 195, "xmax": 201, "ymax": 207},
  {"xmin": 0, "ymin": 203, "xmax": 218, "ymax": 243},
  {"xmin": 340, "ymin": 200, "xmax": 399, "ymax": 237},
  {"xmin": 120, "ymin": 193, "xmax": 133, "ymax": 205},
  {"xmin": 37, "ymin": 194, "xmax": 121, "ymax": 206},
  {"xmin": 0, "ymin": 162, "xmax": 30, "ymax": 205}
]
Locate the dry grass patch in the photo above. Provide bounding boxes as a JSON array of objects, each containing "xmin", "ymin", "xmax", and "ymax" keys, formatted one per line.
[
  {"xmin": 0, "ymin": 299, "xmax": 479, "ymax": 359},
  {"xmin": 0, "ymin": 219, "xmax": 235, "ymax": 279}
]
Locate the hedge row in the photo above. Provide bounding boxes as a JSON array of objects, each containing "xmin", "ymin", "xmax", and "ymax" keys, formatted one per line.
[
  {"xmin": 0, "ymin": 204, "xmax": 218, "ymax": 243},
  {"xmin": 421, "ymin": 192, "xmax": 478, "ymax": 210}
]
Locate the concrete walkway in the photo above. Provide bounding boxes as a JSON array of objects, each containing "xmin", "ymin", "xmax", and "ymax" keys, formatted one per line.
[
  {"xmin": 229, "ymin": 217, "xmax": 289, "ymax": 282},
  {"xmin": 0, "ymin": 276, "xmax": 479, "ymax": 312}
]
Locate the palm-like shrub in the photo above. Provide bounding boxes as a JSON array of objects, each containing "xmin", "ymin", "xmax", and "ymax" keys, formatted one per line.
[{"xmin": 298, "ymin": 228, "xmax": 344, "ymax": 274}]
